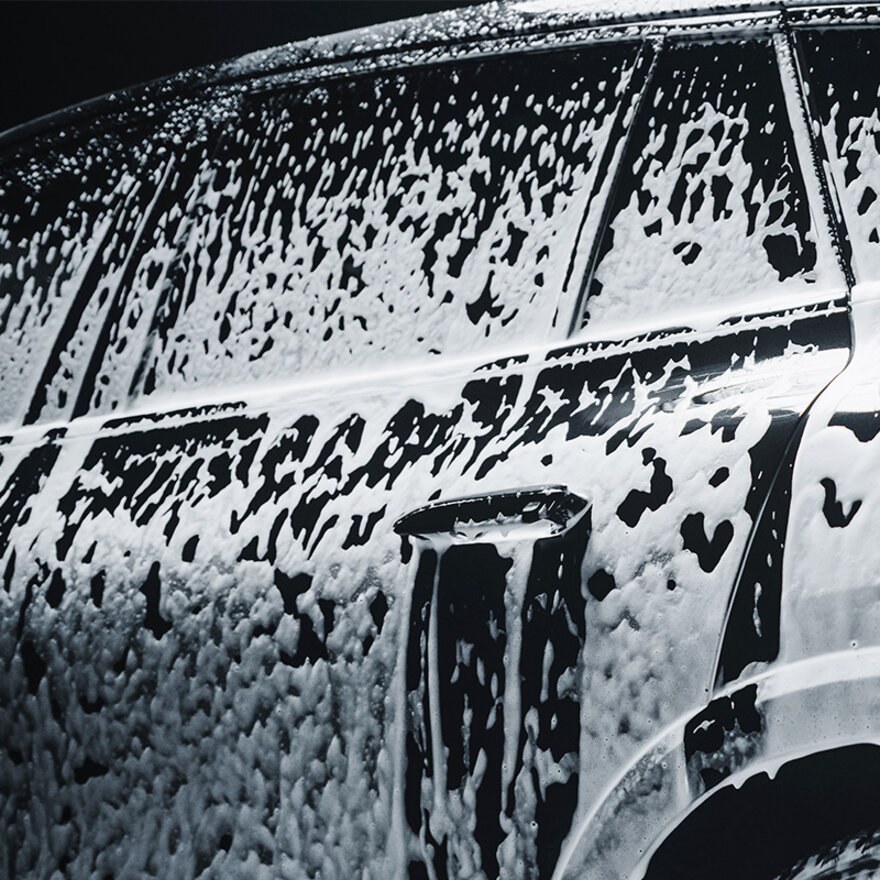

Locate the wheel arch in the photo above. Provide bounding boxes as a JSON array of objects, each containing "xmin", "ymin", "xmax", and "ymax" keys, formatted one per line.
[{"xmin": 638, "ymin": 742, "xmax": 880, "ymax": 880}]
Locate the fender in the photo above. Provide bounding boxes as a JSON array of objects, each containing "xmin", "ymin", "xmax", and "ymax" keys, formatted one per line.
[{"xmin": 554, "ymin": 648, "xmax": 880, "ymax": 880}]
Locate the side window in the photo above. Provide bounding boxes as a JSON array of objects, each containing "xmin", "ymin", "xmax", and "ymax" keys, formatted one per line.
[
  {"xmin": 0, "ymin": 134, "xmax": 140, "ymax": 426},
  {"xmin": 131, "ymin": 44, "xmax": 641, "ymax": 401},
  {"xmin": 0, "ymin": 98, "xmax": 231, "ymax": 428},
  {"xmin": 799, "ymin": 27, "xmax": 880, "ymax": 282},
  {"xmin": 582, "ymin": 37, "xmax": 837, "ymax": 330}
]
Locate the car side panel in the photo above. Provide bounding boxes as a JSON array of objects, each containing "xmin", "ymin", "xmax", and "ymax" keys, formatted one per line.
[{"xmin": 0, "ymin": 307, "xmax": 847, "ymax": 879}]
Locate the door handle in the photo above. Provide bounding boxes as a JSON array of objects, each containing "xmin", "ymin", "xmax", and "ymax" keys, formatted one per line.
[{"xmin": 394, "ymin": 484, "xmax": 589, "ymax": 544}]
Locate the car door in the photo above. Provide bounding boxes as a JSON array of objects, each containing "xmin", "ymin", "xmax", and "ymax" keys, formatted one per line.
[{"xmin": 0, "ymin": 14, "xmax": 852, "ymax": 880}]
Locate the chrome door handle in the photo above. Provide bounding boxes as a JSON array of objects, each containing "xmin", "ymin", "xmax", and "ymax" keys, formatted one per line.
[{"xmin": 394, "ymin": 484, "xmax": 589, "ymax": 543}]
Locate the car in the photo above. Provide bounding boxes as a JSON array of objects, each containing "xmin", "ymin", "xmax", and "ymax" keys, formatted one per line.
[{"xmin": 2, "ymin": 1, "xmax": 880, "ymax": 877}]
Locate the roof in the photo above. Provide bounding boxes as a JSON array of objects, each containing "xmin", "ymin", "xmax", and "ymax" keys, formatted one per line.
[
  {"xmin": 1, "ymin": 0, "xmax": 878, "ymax": 149},
  {"xmin": 216, "ymin": 0, "xmax": 878, "ymax": 77}
]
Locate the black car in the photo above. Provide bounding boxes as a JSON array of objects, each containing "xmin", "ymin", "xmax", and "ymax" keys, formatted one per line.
[{"xmin": 2, "ymin": 2, "xmax": 880, "ymax": 878}]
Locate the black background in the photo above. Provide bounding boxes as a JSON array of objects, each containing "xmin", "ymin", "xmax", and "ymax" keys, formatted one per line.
[{"xmin": 1, "ymin": 1, "xmax": 474, "ymax": 135}]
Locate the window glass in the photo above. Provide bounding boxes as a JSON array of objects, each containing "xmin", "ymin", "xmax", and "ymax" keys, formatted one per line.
[
  {"xmin": 0, "ymin": 97, "xmax": 231, "ymax": 427},
  {"xmin": 583, "ymin": 38, "xmax": 833, "ymax": 330},
  {"xmin": 0, "ymin": 134, "xmax": 136, "ymax": 426},
  {"xmin": 132, "ymin": 44, "xmax": 640, "ymax": 400},
  {"xmin": 799, "ymin": 28, "xmax": 880, "ymax": 281},
  {"xmin": 75, "ymin": 102, "xmax": 237, "ymax": 421}
]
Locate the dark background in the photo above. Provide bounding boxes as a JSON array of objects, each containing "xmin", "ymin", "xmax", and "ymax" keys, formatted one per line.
[{"xmin": 1, "ymin": 1, "xmax": 475, "ymax": 134}]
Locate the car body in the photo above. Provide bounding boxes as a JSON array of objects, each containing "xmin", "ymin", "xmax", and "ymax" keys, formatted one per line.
[{"xmin": 2, "ymin": 1, "xmax": 880, "ymax": 878}]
